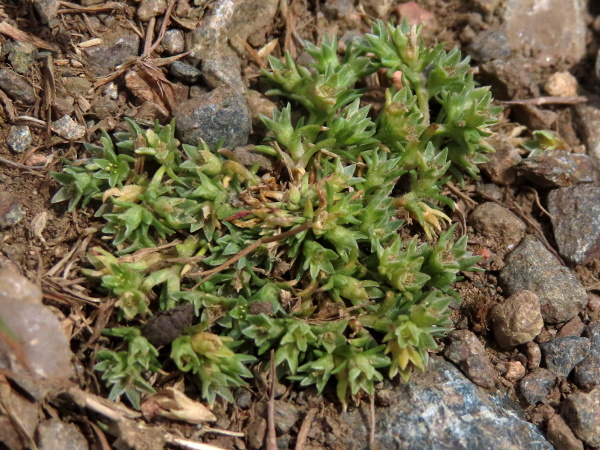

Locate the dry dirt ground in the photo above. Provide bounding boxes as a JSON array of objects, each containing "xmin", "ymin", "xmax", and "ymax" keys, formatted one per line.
[{"xmin": 1, "ymin": 0, "xmax": 600, "ymax": 449}]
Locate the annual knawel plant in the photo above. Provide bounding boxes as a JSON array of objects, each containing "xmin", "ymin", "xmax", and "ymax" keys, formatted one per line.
[{"xmin": 52, "ymin": 20, "xmax": 500, "ymax": 410}]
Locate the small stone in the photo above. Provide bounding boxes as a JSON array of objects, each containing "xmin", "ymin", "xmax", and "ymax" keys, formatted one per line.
[
  {"xmin": 162, "ymin": 29, "xmax": 185, "ymax": 55},
  {"xmin": 548, "ymin": 185, "xmax": 600, "ymax": 265},
  {"xmin": 201, "ymin": 55, "xmax": 245, "ymax": 91},
  {"xmin": 137, "ymin": 0, "xmax": 167, "ymax": 21},
  {"xmin": 7, "ymin": 126, "xmax": 32, "ymax": 153},
  {"xmin": 232, "ymin": 145, "xmax": 274, "ymax": 172},
  {"xmin": 546, "ymin": 414, "xmax": 584, "ymax": 450},
  {"xmin": 540, "ymin": 337, "xmax": 590, "ymax": 378},
  {"xmin": 526, "ymin": 342, "xmax": 542, "ymax": 369},
  {"xmin": 32, "ymin": 0, "xmax": 59, "ymax": 24},
  {"xmin": 61, "ymin": 77, "xmax": 92, "ymax": 98},
  {"xmin": 52, "ymin": 97, "xmax": 75, "ymax": 116},
  {"xmin": 245, "ymin": 90, "xmax": 277, "ymax": 132},
  {"xmin": 52, "ymin": 115, "xmax": 86, "ymax": 140},
  {"xmin": 557, "ymin": 317, "xmax": 585, "ymax": 338},
  {"xmin": 529, "ymin": 403, "xmax": 556, "ymax": 428},
  {"xmin": 234, "ymin": 389, "xmax": 252, "ymax": 410},
  {"xmin": 247, "ymin": 417, "xmax": 266, "ymax": 449},
  {"xmin": 562, "ymin": 388, "xmax": 600, "ymax": 447},
  {"xmin": 103, "ymin": 82, "xmax": 119, "ymax": 99},
  {"xmin": 481, "ymin": 134, "xmax": 522, "ymax": 185},
  {"xmin": 490, "ymin": 291, "xmax": 544, "ymax": 349},
  {"xmin": 467, "ymin": 30, "xmax": 511, "ymax": 63},
  {"xmin": 173, "ymin": 85, "xmax": 251, "ymax": 150},
  {"xmin": 504, "ymin": 360, "xmax": 526, "ymax": 382},
  {"xmin": 500, "ymin": 235, "xmax": 588, "ymax": 324},
  {"xmin": 573, "ymin": 322, "xmax": 600, "ymax": 390},
  {"xmin": 516, "ymin": 151, "xmax": 594, "ymax": 189},
  {"xmin": 135, "ymin": 101, "xmax": 169, "ymax": 123},
  {"xmin": 444, "ymin": 329, "xmax": 496, "ymax": 388},
  {"xmin": 142, "ymin": 303, "xmax": 194, "ymax": 347},
  {"xmin": 470, "ymin": 202, "xmax": 527, "ymax": 250},
  {"xmin": 37, "ymin": 419, "xmax": 88, "ymax": 450},
  {"xmin": 6, "ymin": 41, "xmax": 37, "ymax": 75},
  {"xmin": 478, "ymin": 59, "xmax": 540, "ymax": 101},
  {"xmin": 574, "ymin": 99, "xmax": 600, "ymax": 164},
  {"xmin": 170, "ymin": 60, "xmax": 202, "ymax": 83},
  {"xmin": 84, "ymin": 33, "xmax": 140, "ymax": 77},
  {"xmin": 519, "ymin": 368, "xmax": 556, "ymax": 405},
  {"xmin": 273, "ymin": 400, "xmax": 298, "ymax": 435},
  {"xmin": 0, "ymin": 191, "xmax": 26, "ymax": 229},
  {"xmin": 0, "ymin": 68, "xmax": 36, "ymax": 104},
  {"xmin": 545, "ymin": 72, "xmax": 578, "ymax": 97}
]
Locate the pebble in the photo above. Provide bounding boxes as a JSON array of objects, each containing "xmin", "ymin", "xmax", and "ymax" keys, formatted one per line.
[
  {"xmin": 545, "ymin": 71, "xmax": 579, "ymax": 97},
  {"xmin": 573, "ymin": 322, "xmax": 600, "ymax": 390},
  {"xmin": 526, "ymin": 342, "xmax": 542, "ymax": 369},
  {"xmin": 443, "ymin": 329, "xmax": 496, "ymax": 388},
  {"xmin": 161, "ymin": 29, "xmax": 185, "ymax": 55},
  {"xmin": 137, "ymin": 0, "xmax": 167, "ymax": 21},
  {"xmin": 338, "ymin": 357, "xmax": 553, "ymax": 449},
  {"xmin": 37, "ymin": 419, "xmax": 88, "ymax": 450},
  {"xmin": 499, "ymin": 235, "xmax": 588, "ymax": 324},
  {"xmin": 201, "ymin": 55, "xmax": 245, "ymax": 91},
  {"xmin": 90, "ymin": 96, "xmax": 119, "ymax": 120},
  {"xmin": 170, "ymin": 60, "xmax": 202, "ymax": 83},
  {"xmin": 52, "ymin": 115, "xmax": 86, "ymax": 140},
  {"xmin": 470, "ymin": 202, "xmax": 526, "ymax": 250},
  {"xmin": 548, "ymin": 185, "xmax": 600, "ymax": 264},
  {"xmin": 244, "ymin": 89, "xmax": 278, "ymax": 132},
  {"xmin": 7, "ymin": 125, "xmax": 32, "ymax": 153},
  {"xmin": 540, "ymin": 337, "xmax": 590, "ymax": 378},
  {"xmin": 557, "ymin": 317, "xmax": 586, "ymax": 338},
  {"xmin": 546, "ymin": 415, "xmax": 584, "ymax": 450},
  {"xmin": 574, "ymin": 98, "xmax": 600, "ymax": 164},
  {"xmin": 490, "ymin": 290, "xmax": 544, "ymax": 349},
  {"xmin": 246, "ymin": 416, "xmax": 266, "ymax": 449},
  {"xmin": 519, "ymin": 368, "xmax": 557, "ymax": 405},
  {"xmin": 273, "ymin": 400, "xmax": 298, "ymax": 435},
  {"xmin": 234, "ymin": 388, "xmax": 252, "ymax": 410},
  {"xmin": 480, "ymin": 134, "xmax": 522, "ymax": 185},
  {"xmin": 0, "ymin": 68, "xmax": 36, "ymax": 104},
  {"xmin": 478, "ymin": 59, "xmax": 540, "ymax": 100},
  {"xmin": 504, "ymin": 360, "xmax": 526, "ymax": 382},
  {"xmin": 467, "ymin": 30, "xmax": 511, "ymax": 63},
  {"xmin": 103, "ymin": 82, "xmax": 119, "ymax": 100},
  {"xmin": 516, "ymin": 151, "xmax": 594, "ymax": 189},
  {"xmin": 84, "ymin": 33, "xmax": 140, "ymax": 77},
  {"xmin": 6, "ymin": 40, "xmax": 37, "ymax": 75},
  {"xmin": 32, "ymin": 0, "xmax": 60, "ymax": 25},
  {"xmin": 562, "ymin": 388, "xmax": 600, "ymax": 447},
  {"xmin": 173, "ymin": 85, "xmax": 251, "ymax": 150},
  {"xmin": 0, "ymin": 191, "xmax": 26, "ymax": 229}
]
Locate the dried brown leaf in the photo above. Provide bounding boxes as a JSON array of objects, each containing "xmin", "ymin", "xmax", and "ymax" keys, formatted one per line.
[{"xmin": 143, "ymin": 388, "xmax": 216, "ymax": 424}]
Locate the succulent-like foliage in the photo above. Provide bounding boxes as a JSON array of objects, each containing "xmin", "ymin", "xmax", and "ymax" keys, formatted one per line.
[{"xmin": 53, "ymin": 21, "xmax": 498, "ymax": 409}]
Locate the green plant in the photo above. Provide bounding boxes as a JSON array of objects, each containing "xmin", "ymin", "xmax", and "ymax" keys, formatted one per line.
[{"xmin": 53, "ymin": 20, "xmax": 498, "ymax": 409}]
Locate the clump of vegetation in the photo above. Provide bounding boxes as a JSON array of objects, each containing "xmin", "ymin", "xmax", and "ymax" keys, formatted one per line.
[{"xmin": 52, "ymin": 20, "xmax": 500, "ymax": 410}]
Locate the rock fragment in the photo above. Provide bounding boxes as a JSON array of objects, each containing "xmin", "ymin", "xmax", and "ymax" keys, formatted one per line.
[{"xmin": 490, "ymin": 290, "xmax": 543, "ymax": 349}]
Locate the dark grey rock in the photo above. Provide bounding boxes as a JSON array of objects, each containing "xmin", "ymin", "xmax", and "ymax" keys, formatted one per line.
[
  {"xmin": 201, "ymin": 55, "xmax": 244, "ymax": 91},
  {"xmin": 7, "ymin": 125, "xmax": 32, "ymax": 153},
  {"xmin": 519, "ymin": 368, "xmax": 557, "ymax": 405},
  {"xmin": 0, "ymin": 68, "xmax": 36, "ymax": 104},
  {"xmin": 276, "ymin": 434, "xmax": 291, "ymax": 450},
  {"xmin": 84, "ymin": 33, "xmax": 140, "ymax": 77},
  {"xmin": 541, "ymin": 337, "xmax": 590, "ymax": 378},
  {"xmin": 470, "ymin": 202, "xmax": 527, "ymax": 250},
  {"xmin": 517, "ymin": 151, "xmax": 595, "ymax": 189},
  {"xmin": 503, "ymin": 0, "xmax": 586, "ymax": 65},
  {"xmin": 162, "ymin": 29, "xmax": 185, "ymax": 55},
  {"xmin": 173, "ymin": 85, "xmax": 251, "ymax": 150},
  {"xmin": 6, "ymin": 41, "xmax": 37, "ymax": 75},
  {"xmin": 273, "ymin": 400, "xmax": 298, "ymax": 435},
  {"xmin": 0, "ymin": 191, "xmax": 26, "ymax": 229},
  {"xmin": 37, "ymin": 419, "xmax": 88, "ymax": 450},
  {"xmin": 336, "ymin": 358, "xmax": 553, "ymax": 449},
  {"xmin": 548, "ymin": 185, "xmax": 600, "ymax": 265},
  {"xmin": 490, "ymin": 290, "xmax": 543, "ymax": 349},
  {"xmin": 499, "ymin": 235, "xmax": 588, "ymax": 323},
  {"xmin": 467, "ymin": 30, "xmax": 511, "ymax": 63},
  {"xmin": 33, "ymin": 0, "xmax": 59, "ymax": 25},
  {"xmin": 574, "ymin": 322, "xmax": 600, "ymax": 390},
  {"xmin": 170, "ymin": 60, "xmax": 202, "ymax": 83},
  {"xmin": 444, "ymin": 330, "xmax": 496, "ymax": 388},
  {"xmin": 562, "ymin": 388, "xmax": 600, "ymax": 447},
  {"xmin": 234, "ymin": 388, "xmax": 252, "ymax": 410},
  {"xmin": 574, "ymin": 99, "xmax": 600, "ymax": 164}
]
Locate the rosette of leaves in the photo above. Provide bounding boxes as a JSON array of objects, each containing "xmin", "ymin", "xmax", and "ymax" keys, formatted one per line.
[{"xmin": 52, "ymin": 20, "xmax": 497, "ymax": 410}]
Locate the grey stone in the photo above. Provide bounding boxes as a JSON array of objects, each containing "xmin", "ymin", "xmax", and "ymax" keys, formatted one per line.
[
  {"xmin": 273, "ymin": 400, "xmax": 298, "ymax": 435},
  {"xmin": 541, "ymin": 337, "xmax": 590, "ymax": 378},
  {"xmin": 52, "ymin": 115, "xmax": 86, "ymax": 140},
  {"xmin": 470, "ymin": 202, "xmax": 526, "ymax": 250},
  {"xmin": 33, "ymin": 0, "xmax": 59, "ymax": 24},
  {"xmin": 444, "ymin": 330, "xmax": 496, "ymax": 388},
  {"xmin": 467, "ymin": 30, "xmax": 511, "ymax": 63},
  {"xmin": 6, "ymin": 41, "xmax": 37, "ymax": 75},
  {"xmin": 0, "ymin": 68, "xmax": 36, "ymax": 104},
  {"xmin": 7, "ymin": 125, "xmax": 32, "ymax": 153},
  {"xmin": 478, "ymin": 59, "xmax": 539, "ymax": 100},
  {"xmin": 548, "ymin": 185, "xmax": 600, "ymax": 264},
  {"xmin": 517, "ymin": 151, "xmax": 595, "ymax": 189},
  {"xmin": 37, "ymin": 419, "xmax": 88, "ymax": 450},
  {"xmin": 137, "ymin": 0, "xmax": 167, "ymax": 21},
  {"xmin": 84, "ymin": 33, "xmax": 140, "ymax": 77},
  {"xmin": 546, "ymin": 414, "xmax": 584, "ymax": 450},
  {"xmin": 574, "ymin": 98, "xmax": 600, "ymax": 164},
  {"xmin": 0, "ymin": 191, "xmax": 26, "ymax": 229},
  {"xmin": 246, "ymin": 416, "xmax": 266, "ymax": 449},
  {"xmin": 503, "ymin": 0, "xmax": 586, "ymax": 65},
  {"xmin": 234, "ymin": 388, "xmax": 252, "ymax": 410},
  {"xmin": 562, "ymin": 388, "xmax": 600, "ymax": 447},
  {"xmin": 162, "ymin": 29, "xmax": 185, "ymax": 55},
  {"xmin": 170, "ymin": 60, "xmax": 202, "ymax": 83},
  {"xmin": 519, "ymin": 368, "xmax": 556, "ymax": 405},
  {"xmin": 481, "ymin": 134, "xmax": 522, "ymax": 185},
  {"xmin": 201, "ymin": 55, "xmax": 244, "ymax": 91},
  {"xmin": 574, "ymin": 322, "xmax": 600, "ymax": 390},
  {"xmin": 173, "ymin": 85, "xmax": 251, "ymax": 150},
  {"xmin": 499, "ymin": 235, "xmax": 588, "ymax": 323},
  {"xmin": 337, "ymin": 358, "xmax": 553, "ymax": 449},
  {"xmin": 490, "ymin": 290, "xmax": 543, "ymax": 349}
]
